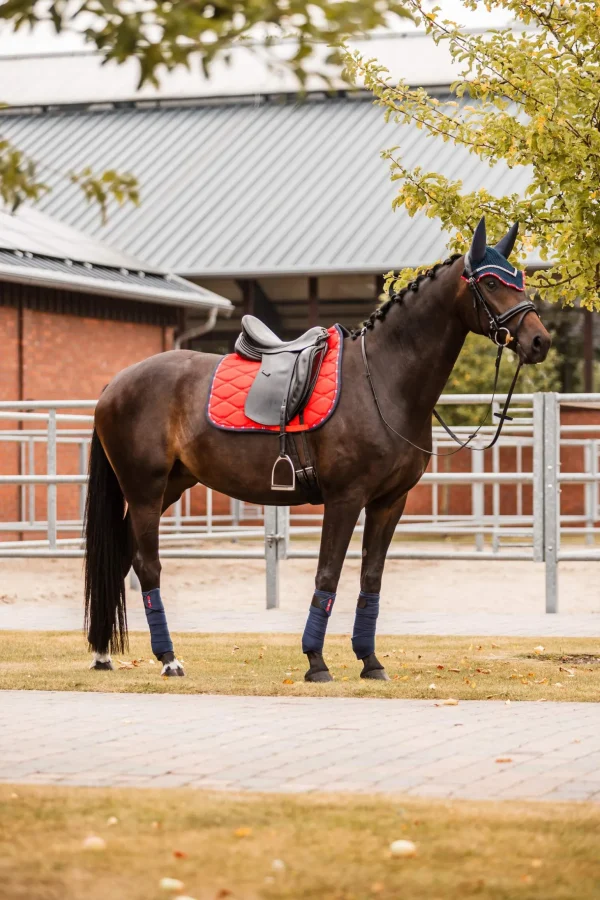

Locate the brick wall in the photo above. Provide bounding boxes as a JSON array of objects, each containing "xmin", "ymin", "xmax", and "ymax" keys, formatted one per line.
[
  {"xmin": 0, "ymin": 297, "xmax": 174, "ymax": 539},
  {"xmin": 0, "ymin": 305, "xmax": 20, "ymax": 539}
]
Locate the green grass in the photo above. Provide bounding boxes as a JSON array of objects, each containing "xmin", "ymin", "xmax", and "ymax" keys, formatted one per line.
[{"xmin": 1, "ymin": 632, "xmax": 599, "ymax": 701}]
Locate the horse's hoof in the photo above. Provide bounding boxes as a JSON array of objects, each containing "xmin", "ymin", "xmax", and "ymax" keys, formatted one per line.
[
  {"xmin": 89, "ymin": 654, "xmax": 113, "ymax": 671},
  {"xmin": 360, "ymin": 666, "xmax": 389, "ymax": 681},
  {"xmin": 161, "ymin": 659, "xmax": 185, "ymax": 677},
  {"xmin": 305, "ymin": 667, "xmax": 333, "ymax": 683}
]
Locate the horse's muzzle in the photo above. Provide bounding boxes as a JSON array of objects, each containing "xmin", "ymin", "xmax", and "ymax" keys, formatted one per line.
[{"xmin": 517, "ymin": 322, "xmax": 552, "ymax": 364}]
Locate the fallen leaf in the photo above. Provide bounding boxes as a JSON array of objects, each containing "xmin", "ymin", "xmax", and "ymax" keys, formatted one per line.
[
  {"xmin": 271, "ymin": 859, "xmax": 286, "ymax": 871},
  {"xmin": 159, "ymin": 878, "xmax": 185, "ymax": 892},
  {"xmin": 371, "ymin": 883, "xmax": 385, "ymax": 894},
  {"xmin": 148, "ymin": 659, "xmax": 156, "ymax": 665},
  {"xmin": 173, "ymin": 896, "xmax": 197, "ymax": 900},
  {"xmin": 449, "ymin": 667, "xmax": 461, "ymax": 673},
  {"xmin": 173, "ymin": 850, "xmax": 187, "ymax": 859},
  {"xmin": 533, "ymin": 645, "xmax": 545, "ymax": 654},
  {"xmin": 436, "ymin": 665, "xmax": 444, "ymax": 670},
  {"xmin": 234, "ymin": 827, "xmax": 252, "ymax": 838},
  {"xmin": 476, "ymin": 669, "xmax": 491, "ymax": 675},
  {"xmin": 282, "ymin": 679, "xmax": 294, "ymax": 685},
  {"xmin": 435, "ymin": 698, "xmax": 459, "ymax": 706},
  {"xmin": 559, "ymin": 666, "xmax": 575, "ymax": 677},
  {"xmin": 428, "ymin": 684, "xmax": 436, "ymax": 690},
  {"xmin": 106, "ymin": 816, "xmax": 118, "ymax": 826},
  {"xmin": 491, "ymin": 643, "xmax": 500, "ymax": 648},
  {"xmin": 215, "ymin": 891, "xmax": 233, "ymax": 898},
  {"xmin": 390, "ymin": 839, "xmax": 417, "ymax": 857},
  {"xmin": 82, "ymin": 835, "xmax": 106, "ymax": 851},
  {"xmin": 521, "ymin": 874, "xmax": 533, "ymax": 884},
  {"xmin": 152, "ymin": 821, "xmax": 162, "ymax": 830},
  {"xmin": 496, "ymin": 758, "xmax": 513, "ymax": 764},
  {"xmin": 554, "ymin": 682, "xmax": 564, "ymax": 688},
  {"xmin": 342, "ymin": 676, "xmax": 349, "ymax": 681},
  {"xmin": 505, "ymin": 700, "xmax": 511, "ymax": 706},
  {"xmin": 530, "ymin": 859, "xmax": 543, "ymax": 869}
]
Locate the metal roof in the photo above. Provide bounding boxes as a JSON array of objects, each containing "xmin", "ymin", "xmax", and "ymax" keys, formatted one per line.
[
  {"xmin": 0, "ymin": 204, "xmax": 233, "ymax": 310},
  {"xmin": 0, "ymin": 95, "xmax": 535, "ymax": 278}
]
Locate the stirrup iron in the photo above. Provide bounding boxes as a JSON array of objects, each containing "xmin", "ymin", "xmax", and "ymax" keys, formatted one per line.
[
  {"xmin": 271, "ymin": 454, "xmax": 296, "ymax": 491},
  {"xmin": 272, "ymin": 398, "xmax": 296, "ymax": 491}
]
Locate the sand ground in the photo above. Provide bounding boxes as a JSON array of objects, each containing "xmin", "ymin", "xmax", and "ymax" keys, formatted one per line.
[{"xmin": 0, "ymin": 539, "xmax": 598, "ymax": 617}]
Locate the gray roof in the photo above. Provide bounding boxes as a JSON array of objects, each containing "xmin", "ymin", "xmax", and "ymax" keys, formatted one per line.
[
  {"xmin": 0, "ymin": 95, "xmax": 534, "ymax": 277},
  {"xmin": 0, "ymin": 203, "xmax": 232, "ymax": 310}
]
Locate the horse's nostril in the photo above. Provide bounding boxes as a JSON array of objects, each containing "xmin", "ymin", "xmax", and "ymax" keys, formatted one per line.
[{"xmin": 532, "ymin": 335, "xmax": 542, "ymax": 349}]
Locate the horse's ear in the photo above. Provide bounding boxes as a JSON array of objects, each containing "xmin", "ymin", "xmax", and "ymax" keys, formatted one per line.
[
  {"xmin": 466, "ymin": 216, "xmax": 487, "ymax": 271},
  {"xmin": 494, "ymin": 222, "xmax": 519, "ymax": 259}
]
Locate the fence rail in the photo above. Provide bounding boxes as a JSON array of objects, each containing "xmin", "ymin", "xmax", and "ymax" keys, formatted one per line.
[{"xmin": 0, "ymin": 393, "xmax": 599, "ymax": 611}]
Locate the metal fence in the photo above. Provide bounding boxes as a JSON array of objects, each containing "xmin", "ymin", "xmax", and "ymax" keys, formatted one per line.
[{"xmin": 0, "ymin": 393, "xmax": 598, "ymax": 612}]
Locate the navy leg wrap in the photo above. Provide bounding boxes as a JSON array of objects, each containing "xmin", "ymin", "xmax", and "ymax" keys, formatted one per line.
[
  {"xmin": 302, "ymin": 590, "xmax": 336, "ymax": 654},
  {"xmin": 352, "ymin": 591, "xmax": 380, "ymax": 659},
  {"xmin": 142, "ymin": 588, "xmax": 174, "ymax": 658}
]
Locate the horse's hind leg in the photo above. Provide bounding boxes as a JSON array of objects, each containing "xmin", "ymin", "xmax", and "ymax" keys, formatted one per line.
[
  {"xmin": 303, "ymin": 497, "xmax": 362, "ymax": 683},
  {"xmin": 355, "ymin": 492, "xmax": 407, "ymax": 680},
  {"xmin": 124, "ymin": 468, "xmax": 193, "ymax": 677}
]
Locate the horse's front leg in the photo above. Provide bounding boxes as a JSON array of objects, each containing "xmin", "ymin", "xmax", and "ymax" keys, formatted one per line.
[
  {"xmin": 303, "ymin": 497, "xmax": 362, "ymax": 683},
  {"xmin": 354, "ymin": 492, "xmax": 407, "ymax": 680}
]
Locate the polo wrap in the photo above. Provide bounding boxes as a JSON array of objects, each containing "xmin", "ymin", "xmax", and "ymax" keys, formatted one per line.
[
  {"xmin": 352, "ymin": 591, "xmax": 380, "ymax": 659},
  {"xmin": 302, "ymin": 590, "xmax": 336, "ymax": 654},
  {"xmin": 142, "ymin": 588, "xmax": 174, "ymax": 658}
]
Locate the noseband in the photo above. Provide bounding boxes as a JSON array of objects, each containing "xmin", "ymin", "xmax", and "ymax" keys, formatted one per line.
[
  {"xmin": 468, "ymin": 274, "xmax": 539, "ymax": 349},
  {"xmin": 361, "ymin": 274, "xmax": 541, "ymax": 457}
]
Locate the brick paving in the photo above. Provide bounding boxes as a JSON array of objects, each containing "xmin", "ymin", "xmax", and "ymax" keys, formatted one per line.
[
  {"xmin": 2, "ymin": 603, "xmax": 600, "ymax": 636},
  {"xmin": 2, "ymin": 691, "xmax": 600, "ymax": 802}
]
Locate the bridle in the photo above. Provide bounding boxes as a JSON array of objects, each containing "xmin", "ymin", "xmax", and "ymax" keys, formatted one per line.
[{"xmin": 361, "ymin": 269, "xmax": 540, "ymax": 456}]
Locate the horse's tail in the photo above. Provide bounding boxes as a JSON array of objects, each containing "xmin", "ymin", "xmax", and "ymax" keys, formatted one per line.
[{"xmin": 84, "ymin": 428, "xmax": 129, "ymax": 654}]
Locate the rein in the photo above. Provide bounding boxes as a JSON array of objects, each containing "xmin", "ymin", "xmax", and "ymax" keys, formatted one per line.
[{"xmin": 361, "ymin": 275, "xmax": 539, "ymax": 457}]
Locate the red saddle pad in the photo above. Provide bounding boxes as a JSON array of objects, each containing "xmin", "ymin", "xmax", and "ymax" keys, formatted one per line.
[{"xmin": 207, "ymin": 324, "xmax": 343, "ymax": 433}]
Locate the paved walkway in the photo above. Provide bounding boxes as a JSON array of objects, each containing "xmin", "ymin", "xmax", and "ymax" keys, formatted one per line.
[
  {"xmin": 2, "ymin": 691, "xmax": 600, "ymax": 802},
  {"xmin": 2, "ymin": 604, "xmax": 600, "ymax": 636}
]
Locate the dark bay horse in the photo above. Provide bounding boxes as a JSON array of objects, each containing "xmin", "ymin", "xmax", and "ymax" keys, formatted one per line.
[{"xmin": 85, "ymin": 219, "xmax": 550, "ymax": 680}]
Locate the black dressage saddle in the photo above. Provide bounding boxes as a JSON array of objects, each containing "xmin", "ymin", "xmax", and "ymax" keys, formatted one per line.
[
  {"xmin": 235, "ymin": 315, "xmax": 329, "ymax": 427},
  {"xmin": 235, "ymin": 315, "xmax": 329, "ymax": 491}
]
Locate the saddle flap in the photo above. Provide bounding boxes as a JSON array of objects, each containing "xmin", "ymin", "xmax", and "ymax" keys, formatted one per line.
[{"xmin": 244, "ymin": 351, "xmax": 298, "ymax": 426}]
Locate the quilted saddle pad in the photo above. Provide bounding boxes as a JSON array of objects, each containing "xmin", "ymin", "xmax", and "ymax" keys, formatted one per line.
[{"xmin": 207, "ymin": 324, "xmax": 343, "ymax": 433}]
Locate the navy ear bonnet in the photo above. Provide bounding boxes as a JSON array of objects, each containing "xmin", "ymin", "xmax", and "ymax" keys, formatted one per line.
[{"xmin": 464, "ymin": 246, "xmax": 525, "ymax": 292}]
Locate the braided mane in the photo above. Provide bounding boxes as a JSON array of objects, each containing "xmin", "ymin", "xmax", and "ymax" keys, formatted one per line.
[{"xmin": 351, "ymin": 253, "xmax": 463, "ymax": 340}]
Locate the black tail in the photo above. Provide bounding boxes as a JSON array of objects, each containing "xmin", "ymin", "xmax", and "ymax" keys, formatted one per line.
[{"xmin": 84, "ymin": 429, "xmax": 130, "ymax": 654}]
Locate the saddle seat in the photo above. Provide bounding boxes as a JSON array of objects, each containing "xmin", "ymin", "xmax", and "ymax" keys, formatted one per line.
[
  {"xmin": 235, "ymin": 316, "xmax": 328, "ymax": 359},
  {"xmin": 234, "ymin": 315, "xmax": 329, "ymax": 427}
]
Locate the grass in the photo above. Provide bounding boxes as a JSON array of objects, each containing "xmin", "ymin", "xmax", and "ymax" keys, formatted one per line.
[
  {"xmin": 2, "ymin": 632, "xmax": 600, "ymax": 701},
  {"xmin": 2, "ymin": 784, "xmax": 600, "ymax": 900}
]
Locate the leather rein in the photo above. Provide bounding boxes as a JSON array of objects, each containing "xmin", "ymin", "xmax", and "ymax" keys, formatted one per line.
[{"xmin": 361, "ymin": 275, "xmax": 539, "ymax": 457}]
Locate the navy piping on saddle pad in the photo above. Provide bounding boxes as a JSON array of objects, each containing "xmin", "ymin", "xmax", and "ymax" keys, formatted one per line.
[
  {"xmin": 461, "ymin": 246, "xmax": 525, "ymax": 291},
  {"xmin": 205, "ymin": 323, "xmax": 346, "ymax": 434}
]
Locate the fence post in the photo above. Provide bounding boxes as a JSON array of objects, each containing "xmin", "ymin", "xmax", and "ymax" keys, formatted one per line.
[
  {"xmin": 47, "ymin": 408, "xmax": 57, "ymax": 550},
  {"xmin": 472, "ymin": 445, "xmax": 484, "ymax": 551},
  {"xmin": 543, "ymin": 392, "xmax": 559, "ymax": 612},
  {"xmin": 264, "ymin": 505, "xmax": 287, "ymax": 609},
  {"xmin": 532, "ymin": 393, "xmax": 545, "ymax": 563}
]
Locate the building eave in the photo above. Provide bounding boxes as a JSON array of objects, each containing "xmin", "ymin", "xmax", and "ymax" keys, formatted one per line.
[{"xmin": 0, "ymin": 262, "xmax": 233, "ymax": 311}]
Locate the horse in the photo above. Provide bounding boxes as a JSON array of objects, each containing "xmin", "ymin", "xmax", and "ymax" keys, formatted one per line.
[{"xmin": 84, "ymin": 217, "xmax": 551, "ymax": 681}]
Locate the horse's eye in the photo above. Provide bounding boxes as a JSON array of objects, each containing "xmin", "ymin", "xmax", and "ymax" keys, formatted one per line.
[{"xmin": 486, "ymin": 279, "xmax": 497, "ymax": 290}]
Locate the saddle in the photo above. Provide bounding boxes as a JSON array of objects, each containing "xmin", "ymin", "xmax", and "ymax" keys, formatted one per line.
[{"xmin": 234, "ymin": 315, "xmax": 329, "ymax": 490}]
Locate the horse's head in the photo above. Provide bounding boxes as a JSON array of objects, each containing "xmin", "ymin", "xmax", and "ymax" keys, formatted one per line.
[{"xmin": 458, "ymin": 217, "xmax": 551, "ymax": 364}]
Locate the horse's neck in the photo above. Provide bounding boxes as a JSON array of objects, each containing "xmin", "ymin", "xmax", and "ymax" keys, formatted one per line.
[{"xmin": 366, "ymin": 270, "xmax": 468, "ymax": 427}]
